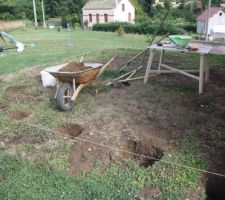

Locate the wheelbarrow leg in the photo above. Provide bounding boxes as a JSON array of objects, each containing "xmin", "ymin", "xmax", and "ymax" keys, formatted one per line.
[
  {"xmin": 92, "ymin": 81, "xmax": 98, "ymax": 96},
  {"xmin": 54, "ymin": 77, "xmax": 59, "ymax": 98},
  {"xmin": 71, "ymin": 83, "xmax": 88, "ymax": 102},
  {"xmin": 72, "ymin": 78, "xmax": 76, "ymax": 93}
]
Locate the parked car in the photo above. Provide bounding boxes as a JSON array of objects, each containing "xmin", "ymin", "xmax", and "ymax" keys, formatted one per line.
[{"xmin": 47, "ymin": 23, "xmax": 55, "ymax": 29}]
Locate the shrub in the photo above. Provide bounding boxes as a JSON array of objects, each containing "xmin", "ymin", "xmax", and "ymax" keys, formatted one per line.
[
  {"xmin": 117, "ymin": 26, "xmax": 125, "ymax": 37},
  {"xmin": 93, "ymin": 21, "xmax": 186, "ymax": 35}
]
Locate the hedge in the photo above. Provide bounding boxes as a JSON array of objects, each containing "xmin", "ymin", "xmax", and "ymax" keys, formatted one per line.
[{"xmin": 92, "ymin": 21, "xmax": 196, "ymax": 35}]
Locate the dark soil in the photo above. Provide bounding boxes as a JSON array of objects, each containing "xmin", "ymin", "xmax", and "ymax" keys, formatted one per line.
[
  {"xmin": 8, "ymin": 111, "xmax": 32, "ymax": 120},
  {"xmin": 70, "ymin": 134, "xmax": 164, "ymax": 176},
  {"xmin": 0, "ymin": 175, "xmax": 5, "ymax": 182},
  {"xmin": 130, "ymin": 140, "xmax": 164, "ymax": 168},
  {"xmin": 5, "ymin": 131, "xmax": 47, "ymax": 145},
  {"xmin": 205, "ymin": 150, "xmax": 225, "ymax": 200},
  {"xmin": 6, "ymin": 85, "xmax": 27, "ymax": 93},
  {"xmin": 0, "ymin": 102, "xmax": 8, "ymax": 110},
  {"xmin": 56, "ymin": 123, "xmax": 83, "ymax": 137},
  {"xmin": 59, "ymin": 62, "xmax": 91, "ymax": 72}
]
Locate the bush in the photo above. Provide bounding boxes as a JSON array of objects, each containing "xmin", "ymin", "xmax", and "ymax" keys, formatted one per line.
[
  {"xmin": 92, "ymin": 21, "xmax": 186, "ymax": 35},
  {"xmin": 117, "ymin": 26, "xmax": 125, "ymax": 37},
  {"xmin": 178, "ymin": 24, "xmax": 196, "ymax": 33}
]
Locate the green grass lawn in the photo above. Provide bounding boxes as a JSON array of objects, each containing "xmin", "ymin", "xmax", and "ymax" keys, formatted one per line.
[{"xmin": 0, "ymin": 28, "xmax": 147, "ymax": 75}]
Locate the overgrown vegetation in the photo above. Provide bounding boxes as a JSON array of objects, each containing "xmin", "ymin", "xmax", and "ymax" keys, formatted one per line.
[{"xmin": 1, "ymin": 0, "xmax": 224, "ymax": 30}]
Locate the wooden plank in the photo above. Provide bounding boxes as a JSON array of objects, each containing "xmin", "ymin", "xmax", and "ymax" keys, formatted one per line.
[
  {"xmin": 119, "ymin": 76, "xmax": 145, "ymax": 83},
  {"xmin": 113, "ymin": 71, "xmax": 133, "ymax": 81},
  {"xmin": 148, "ymin": 69, "xmax": 199, "ymax": 73},
  {"xmin": 71, "ymin": 83, "xmax": 88, "ymax": 101},
  {"xmin": 144, "ymin": 50, "xmax": 155, "ymax": 83},
  {"xmin": 158, "ymin": 50, "xmax": 165, "ymax": 73},
  {"xmin": 204, "ymin": 55, "xmax": 209, "ymax": 82},
  {"xmin": 161, "ymin": 64, "xmax": 200, "ymax": 80}
]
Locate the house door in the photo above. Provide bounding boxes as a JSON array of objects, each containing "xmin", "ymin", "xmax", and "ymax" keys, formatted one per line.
[
  {"xmin": 96, "ymin": 14, "xmax": 99, "ymax": 23},
  {"xmin": 128, "ymin": 13, "xmax": 131, "ymax": 22}
]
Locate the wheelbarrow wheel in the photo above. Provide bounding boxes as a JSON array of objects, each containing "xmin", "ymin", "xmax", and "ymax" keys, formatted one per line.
[{"xmin": 56, "ymin": 83, "xmax": 74, "ymax": 111}]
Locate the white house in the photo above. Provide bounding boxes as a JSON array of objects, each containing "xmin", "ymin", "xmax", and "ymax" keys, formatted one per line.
[
  {"xmin": 82, "ymin": 0, "xmax": 135, "ymax": 28},
  {"xmin": 197, "ymin": 7, "xmax": 225, "ymax": 36}
]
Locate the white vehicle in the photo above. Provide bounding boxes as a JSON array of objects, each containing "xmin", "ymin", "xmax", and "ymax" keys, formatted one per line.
[{"xmin": 47, "ymin": 23, "xmax": 55, "ymax": 29}]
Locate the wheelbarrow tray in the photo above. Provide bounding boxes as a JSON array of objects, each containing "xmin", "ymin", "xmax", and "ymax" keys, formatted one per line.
[{"xmin": 49, "ymin": 66, "xmax": 102, "ymax": 84}]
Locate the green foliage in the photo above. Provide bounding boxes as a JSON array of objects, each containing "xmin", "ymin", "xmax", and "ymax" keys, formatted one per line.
[
  {"xmin": 101, "ymin": 69, "xmax": 124, "ymax": 79},
  {"xmin": 93, "ymin": 21, "xmax": 186, "ymax": 35},
  {"xmin": 61, "ymin": 14, "xmax": 80, "ymax": 28},
  {"xmin": 116, "ymin": 25, "xmax": 125, "ymax": 37}
]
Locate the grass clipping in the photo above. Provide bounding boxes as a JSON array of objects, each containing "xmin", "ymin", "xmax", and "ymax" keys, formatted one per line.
[{"xmin": 59, "ymin": 62, "xmax": 91, "ymax": 72}]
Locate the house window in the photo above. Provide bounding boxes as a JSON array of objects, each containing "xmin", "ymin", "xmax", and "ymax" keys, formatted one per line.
[
  {"xmin": 122, "ymin": 4, "xmax": 125, "ymax": 11},
  {"xmin": 89, "ymin": 14, "xmax": 92, "ymax": 22},
  {"xmin": 104, "ymin": 14, "xmax": 108, "ymax": 23},
  {"xmin": 128, "ymin": 13, "xmax": 131, "ymax": 22},
  {"xmin": 96, "ymin": 14, "xmax": 99, "ymax": 23}
]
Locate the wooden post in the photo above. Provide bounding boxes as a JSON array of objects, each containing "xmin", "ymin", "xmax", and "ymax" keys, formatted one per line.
[
  {"xmin": 199, "ymin": 54, "xmax": 205, "ymax": 94},
  {"xmin": 144, "ymin": 50, "xmax": 154, "ymax": 83},
  {"xmin": 158, "ymin": 50, "xmax": 164, "ymax": 73},
  {"xmin": 204, "ymin": 55, "xmax": 209, "ymax": 82}
]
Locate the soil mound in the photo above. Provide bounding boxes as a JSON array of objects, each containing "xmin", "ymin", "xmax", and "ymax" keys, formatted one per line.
[
  {"xmin": 8, "ymin": 111, "xmax": 32, "ymax": 120},
  {"xmin": 59, "ymin": 62, "xmax": 91, "ymax": 72}
]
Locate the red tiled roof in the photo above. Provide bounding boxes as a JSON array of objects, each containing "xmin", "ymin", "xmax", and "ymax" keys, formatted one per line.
[{"xmin": 197, "ymin": 7, "xmax": 225, "ymax": 21}]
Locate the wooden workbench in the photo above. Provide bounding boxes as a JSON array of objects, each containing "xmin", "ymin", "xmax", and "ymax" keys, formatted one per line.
[{"xmin": 144, "ymin": 43, "xmax": 213, "ymax": 94}]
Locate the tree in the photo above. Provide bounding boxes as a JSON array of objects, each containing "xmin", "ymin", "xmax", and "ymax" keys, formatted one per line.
[{"xmin": 33, "ymin": 0, "xmax": 38, "ymax": 27}]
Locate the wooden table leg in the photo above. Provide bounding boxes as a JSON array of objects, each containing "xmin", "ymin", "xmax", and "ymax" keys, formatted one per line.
[
  {"xmin": 158, "ymin": 50, "xmax": 164, "ymax": 74},
  {"xmin": 144, "ymin": 50, "xmax": 154, "ymax": 83},
  {"xmin": 199, "ymin": 54, "xmax": 205, "ymax": 94},
  {"xmin": 204, "ymin": 55, "xmax": 209, "ymax": 82}
]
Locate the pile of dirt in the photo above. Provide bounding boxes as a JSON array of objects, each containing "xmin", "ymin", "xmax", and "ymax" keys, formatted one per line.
[
  {"xmin": 59, "ymin": 62, "xmax": 91, "ymax": 72},
  {"xmin": 8, "ymin": 110, "xmax": 32, "ymax": 120}
]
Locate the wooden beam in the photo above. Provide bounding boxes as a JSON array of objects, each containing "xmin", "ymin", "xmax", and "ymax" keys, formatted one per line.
[{"xmin": 161, "ymin": 64, "xmax": 200, "ymax": 80}]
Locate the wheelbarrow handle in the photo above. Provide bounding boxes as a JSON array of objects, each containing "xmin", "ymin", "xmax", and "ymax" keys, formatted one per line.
[{"xmin": 97, "ymin": 56, "xmax": 117, "ymax": 78}]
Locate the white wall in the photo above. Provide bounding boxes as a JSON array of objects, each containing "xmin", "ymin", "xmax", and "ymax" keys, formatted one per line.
[
  {"xmin": 197, "ymin": 11, "xmax": 225, "ymax": 35},
  {"xmin": 83, "ymin": 9, "xmax": 114, "ymax": 28},
  {"xmin": 114, "ymin": 0, "xmax": 135, "ymax": 23},
  {"xmin": 208, "ymin": 11, "xmax": 225, "ymax": 34},
  {"xmin": 82, "ymin": 0, "xmax": 135, "ymax": 28},
  {"xmin": 197, "ymin": 21, "xmax": 206, "ymax": 34}
]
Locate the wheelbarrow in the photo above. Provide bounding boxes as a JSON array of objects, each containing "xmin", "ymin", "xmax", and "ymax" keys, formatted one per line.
[{"xmin": 47, "ymin": 57, "xmax": 115, "ymax": 111}]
